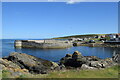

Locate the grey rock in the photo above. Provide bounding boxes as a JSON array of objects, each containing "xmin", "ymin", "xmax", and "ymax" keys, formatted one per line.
[
  {"xmin": 60, "ymin": 51, "xmax": 87, "ymax": 67},
  {"xmin": 0, "ymin": 58, "xmax": 20, "ymax": 69},
  {"xmin": 6, "ymin": 52, "xmax": 59, "ymax": 74},
  {"xmin": 81, "ymin": 64, "xmax": 95, "ymax": 69},
  {"xmin": 50, "ymin": 62, "xmax": 59, "ymax": 70},
  {"xmin": 112, "ymin": 53, "xmax": 120, "ymax": 63},
  {"xmin": 89, "ymin": 61, "xmax": 102, "ymax": 68},
  {"xmin": 65, "ymin": 54, "xmax": 72, "ymax": 57},
  {"xmin": 60, "ymin": 51, "xmax": 117, "ymax": 69},
  {"xmin": 85, "ymin": 56, "xmax": 100, "ymax": 61}
]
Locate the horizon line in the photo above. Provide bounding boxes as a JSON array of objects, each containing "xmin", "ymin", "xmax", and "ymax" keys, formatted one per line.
[{"xmin": 1, "ymin": 33, "xmax": 119, "ymax": 39}]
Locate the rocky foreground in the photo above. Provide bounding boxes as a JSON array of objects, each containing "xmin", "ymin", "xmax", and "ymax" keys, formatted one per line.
[
  {"xmin": 0, "ymin": 51, "xmax": 119, "ymax": 78},
  {"xmin": 60, "ymin": 51, "xmax": 118, "ymax": 69}
]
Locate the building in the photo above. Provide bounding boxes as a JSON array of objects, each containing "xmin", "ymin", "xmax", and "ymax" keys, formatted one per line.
[
  {"xmin": 105, "ymin": 34, "xmax": 120, "ymax": 42},
  {"xmin": 115, "ymin": 34, "xmax": 120, "ymax": 41}
]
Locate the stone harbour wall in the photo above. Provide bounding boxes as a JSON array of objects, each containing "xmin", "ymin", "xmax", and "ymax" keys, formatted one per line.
[{"xmin": 14, "ymin": 40, "xmax": 73, "ymax": 49}]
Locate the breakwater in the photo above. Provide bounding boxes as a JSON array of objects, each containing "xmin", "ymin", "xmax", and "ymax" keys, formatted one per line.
[
  {"xmin": 14, "ymin": 40, "xmax": 73, "ymax": 49},
  {"xmin": 14, "ymin": 39, "xmax": 120, "ymax": 49}
]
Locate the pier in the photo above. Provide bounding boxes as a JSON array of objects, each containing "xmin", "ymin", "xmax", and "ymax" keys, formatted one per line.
[{"xmin": 14, "ymin": 40, "xmax": 73, "ymax": 49}]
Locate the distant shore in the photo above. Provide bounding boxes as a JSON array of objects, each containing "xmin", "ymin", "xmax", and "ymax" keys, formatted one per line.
[
  {"xmin": 73, "ymin": 42, "xmax": 120, "ymax": 47},
  {"xmin": 53, "ymin": 33, "xmax": 120, "ymax": 48}
]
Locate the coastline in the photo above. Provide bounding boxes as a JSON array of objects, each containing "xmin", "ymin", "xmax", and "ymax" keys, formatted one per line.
[
  {"xmin": 74, "ymin": 43, "xmax": 120, "ymax": 48},
  {"xmin": 1, "ymin": 51, "xmax": 119, "ymax": 78}
]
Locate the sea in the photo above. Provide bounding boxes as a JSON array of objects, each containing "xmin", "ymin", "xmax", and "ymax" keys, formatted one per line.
[{"xmin": 0, "ymin": 39, "xmax": 119, "ymax": 62}]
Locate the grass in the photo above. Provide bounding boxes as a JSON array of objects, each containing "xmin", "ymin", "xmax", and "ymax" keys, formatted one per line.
[
  {"xmin": 2, "ymin": 65, "xmax": 119, "ymax": 78},
  {"xmin": 53, "ymin": 34, "xmax": 107, "ymax": 39},
  {"xmin": 0, "ymin": 70, "xmax": 2, "ymax": 78},
  {"xmin": 44, "ymin": 66, "xmax": 119, "ymax": 78},
  {"xmin": 16, "ymin": 65, "xmax": 119, "ymax": 78},
  {"xmin": 2, "ymin": 70, "xmax": 12, "ymax": 78}
]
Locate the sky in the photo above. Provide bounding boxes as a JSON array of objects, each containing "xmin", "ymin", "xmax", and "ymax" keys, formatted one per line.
[
  {"xmin": 1, "ymin": 0, "xmax": 120, "ymax": 2},
  {"xmin": 2, "ymin": 2, "xmax": 118, "ymax": 39}
]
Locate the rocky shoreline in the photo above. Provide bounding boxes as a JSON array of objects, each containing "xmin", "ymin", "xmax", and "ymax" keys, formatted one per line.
[
  {"xmin": 0, "ymin": 51, "xmax": 119, "ymax": 78},
  {"xmin": 73, "ymin": 42, "xmax": 120, "ymax": 47},
  {"xmin": 60, "ymin": 51, "xmax": 118, "ymax": 69}
]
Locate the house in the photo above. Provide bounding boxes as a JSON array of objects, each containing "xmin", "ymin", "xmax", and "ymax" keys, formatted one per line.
[
  {"xmin": 105, "ymin": 34, "xmax": 116, "ymax": 40},
  {"xmin": 115, "ymin": 34, "xmax": 120, "ymax": 41},
  {"xmin": 94, "ymin": 35, "xmax": 101, "ymax": 38},
  {"xmin": 105, "ymin": 34, "xmax": 120, "ymax": 41},
  {"xmin": 101, "ymin": 35, "xmax": 106, "ymax": 38},
  {"xmin": 68, "ymin": 38, "xmax": 83, "ymax": 42}
]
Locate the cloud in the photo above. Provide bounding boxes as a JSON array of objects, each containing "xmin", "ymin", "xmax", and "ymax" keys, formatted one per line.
[
  {"xmin": 66, "ymin": 0, "xmax": 86, "ymax": 4},
  {"xmin": 47, "ymin": 0, "xmax": 56, "ymax": 2},
  {"xmin": 66, "ymin": 0, "xmax": 120, "ymax": 4}
]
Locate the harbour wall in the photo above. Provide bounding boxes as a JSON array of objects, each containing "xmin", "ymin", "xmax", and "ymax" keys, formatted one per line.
[{"xmin": 14, "ymin": 40, "xmax": 73, "ymax": 49}]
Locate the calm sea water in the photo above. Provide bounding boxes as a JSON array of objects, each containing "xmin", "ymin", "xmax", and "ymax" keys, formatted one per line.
[{"xmin": 1, "ymin": 39, "xmax": 119, "ymax": 62}]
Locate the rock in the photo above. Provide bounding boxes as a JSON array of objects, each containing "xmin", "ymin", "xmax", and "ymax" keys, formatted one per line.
[
  {"xmin": 65, "ymin": 54, "xmax": 72, "ymax": 57},
  {"xmin": 60, "ymin": 57, "xmax": 72, "ymax": 64},
  {"xmin": 60, "ymin": 51, "xmax": 117, "ymax": 69},
  {"xmin": 51, "ymin": 62, "xmax": 59, "ymax": 70},
  {"xmin": 112, "ymin": 54, "xmax": 120, "ymax": 63},
  {"xmin": 0, "ymin": 58, "xmax": 31, "ymax": 78},
  {"xmin": 89, "ymin": 61, "xmax": 102, "ymax": 68},
  {"xmin": 60, "ymin": 54, "xmax": 72, "ymax": 65},
  {"xmin": 11, "ymin": 71, "xmax": 22, "ymax": 77},
  {"xmin": 89, "ymin": 61, "xmax": 109, "ymax": 68},
  {"xmin": 60, "ymin": 51, "xmax": 87, "ymax": 67},
  {"xmin": 81, "ymin": 64, "xmax": 95, "ymax": 69},
  {"xmin": 73, "ymin": 43, "xmax": 77, "ymax": 46},
  {"xmin": 73, "ymin": 42, "xmax": 83, "ymax": 46},
  {"xmin": 72, "ymin": 51, "xmax": 82, "ymax": 59},
  {"xmin": 59, "ymin": 64, "xmax": 66, "ymax": 70},
  {"xmin": 104, "ymin": 58, "xmax": 117, "ymax": 67},
  {"xmin": 6, "ymin": 52, "xmax": 59, "ymax": 74},
  {"xmin": 0, "ymin": 58, "xmax": 21, "ymax": 69},
  {"xmin": 101, "ymin": 63, "xmax": 106, "ymax": 68},
  {"xmin": 0, "ymin": 64, "xmax": 5, "ymax": 70},
  {"xmin": 85, "ymin": 56, "xmax": 100, "ymax": 61}
]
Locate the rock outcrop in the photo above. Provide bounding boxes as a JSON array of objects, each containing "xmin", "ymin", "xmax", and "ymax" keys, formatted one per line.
[
  {"xmin": 0, "ymin": 58, "xmax": 29, "ymax": 78},
  {"xmin": 60, "ymin": 51, "xmax": 117, "ymax": 69},
  {"xmin": 2, "ymin": 52, "xmax": 59, "ymax": 74},
  {"xmin": 60, "ymin": 51, "xmax": 87, "ymax": 67}
]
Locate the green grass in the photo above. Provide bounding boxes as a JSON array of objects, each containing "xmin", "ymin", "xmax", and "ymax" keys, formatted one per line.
[
  {"xmin": 53, "ymin": 34, "xmax": 107, "ymax": 39},
  {"xmin": 44, "ymin": 66, "xmax": 119, "ymax": 78},
  {"xmin": 16, "ymin": 65, "xmax": 119, "ymax": 78},
  {"xmin": 2, "ymin": 70, "xmax": 12, "ymax": 78},
  {"xmin": 0, "ymin": 70, "xmax": 2, "ymax": 78},
  {"xmin": 2, "ymin": 65, "xmax": 119, "ymax": 78}
]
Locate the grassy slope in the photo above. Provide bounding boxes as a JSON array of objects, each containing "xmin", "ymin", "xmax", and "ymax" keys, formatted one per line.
[
  {"xmin": 41, "ymin": 65, "xmax": 119, "ymax": 78},
  {"xmin": 2, "ymin": 65, "xmax": 118, "ymax": 78},
  {"xmin": 53, "ymin": 34, "xmax": 106, "ymax": 39}
]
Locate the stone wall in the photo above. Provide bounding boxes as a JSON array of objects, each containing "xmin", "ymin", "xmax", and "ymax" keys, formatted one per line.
[{"xmin": 14, "ymin": 40, "xmax": 73, "ymax": 49}]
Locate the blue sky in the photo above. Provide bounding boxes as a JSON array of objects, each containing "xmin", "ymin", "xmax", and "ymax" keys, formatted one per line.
[{"xmin": 2, "ymin": 2, "xmax": 118, "ymax": 39}]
